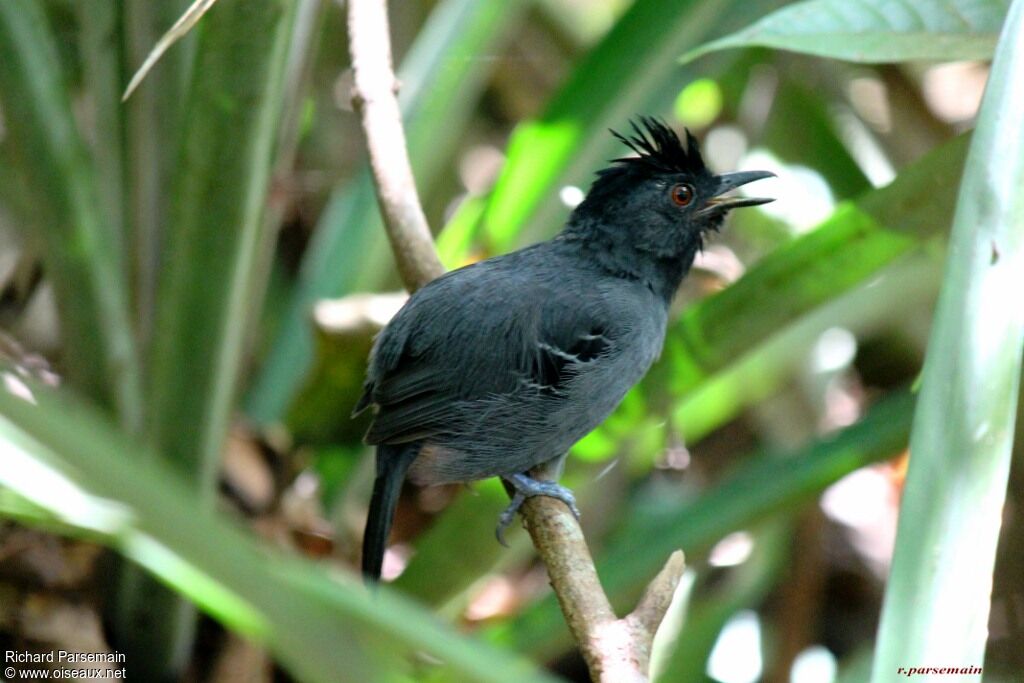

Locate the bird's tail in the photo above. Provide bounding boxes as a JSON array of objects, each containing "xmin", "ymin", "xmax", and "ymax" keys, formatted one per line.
[{"xmin": 362, "ymin": 444, "xmax": 418, "ymax": 582}]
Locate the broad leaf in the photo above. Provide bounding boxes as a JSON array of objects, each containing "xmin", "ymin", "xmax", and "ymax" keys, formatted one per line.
[{"xmin": 683, "ymin": 0, "xmax": 1010, "ymax": 64}]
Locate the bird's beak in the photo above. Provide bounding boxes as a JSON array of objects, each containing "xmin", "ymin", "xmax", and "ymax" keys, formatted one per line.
[{"xmin": 701, "ymin": 170, "xmax": 776, "ymax": 214}]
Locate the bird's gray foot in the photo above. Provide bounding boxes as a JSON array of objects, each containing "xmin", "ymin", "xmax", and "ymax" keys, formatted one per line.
[{"xmin": 495, "ymin": 473, "xmax": 580, "ymax": 546}]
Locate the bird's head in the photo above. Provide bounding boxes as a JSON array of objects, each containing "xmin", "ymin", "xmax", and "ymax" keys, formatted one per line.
[{"xmin": 566, "ymin": 117, "xmax": 774, "ymax": 261}]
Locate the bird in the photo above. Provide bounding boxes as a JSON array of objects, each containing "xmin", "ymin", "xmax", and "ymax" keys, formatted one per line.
[{"xmin": 354, "ymin": 116, "xmax": 774, "ymax": 581}]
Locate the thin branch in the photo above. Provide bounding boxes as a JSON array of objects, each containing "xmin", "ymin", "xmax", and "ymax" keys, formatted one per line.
[
  {"xmin": 521, "ymin": 493, "xmax": 685, "ymax": 682},
  {"xmin": 346, "ymin": 1, "xmax": 684, "ymax": 679},
  {"xmin": 346, "ymin": 0, "xmax": 444, "ymax": 291}
]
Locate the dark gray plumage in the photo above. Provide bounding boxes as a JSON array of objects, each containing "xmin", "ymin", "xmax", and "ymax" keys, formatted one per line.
[{"xmin": 356, "ymin": 117, "xmax": 773, "ymax": 581}]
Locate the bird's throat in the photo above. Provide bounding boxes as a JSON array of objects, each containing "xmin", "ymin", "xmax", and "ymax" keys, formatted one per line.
[{"xmin": 572, "ymin": 236, "xmax": 697, "ymax": 305}]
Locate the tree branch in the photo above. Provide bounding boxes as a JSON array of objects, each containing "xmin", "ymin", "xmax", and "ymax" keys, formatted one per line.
[
  {"xmin": 345, "ymin": 1, "xmax": 685, "ymax": 679},
  {"xmin": 346, "ymin": 0, "xmax": 444, "ymax": 292},
  {"xmin": 521, "ymin": 493, "xmax": 685, "ymax": 682}
]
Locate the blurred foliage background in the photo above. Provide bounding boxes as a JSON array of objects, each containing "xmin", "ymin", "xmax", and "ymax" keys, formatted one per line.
[{"xmin": 0, "ymin": 0, "xmax": 1021, "ymax": 682}]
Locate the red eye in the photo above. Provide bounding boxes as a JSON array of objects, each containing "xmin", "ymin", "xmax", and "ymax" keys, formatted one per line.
[{"xmin": 671, "ymin": 183, "xmax": 695, "ymax": 207}]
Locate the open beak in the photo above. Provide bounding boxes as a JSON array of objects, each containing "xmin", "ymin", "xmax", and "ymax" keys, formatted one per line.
[{"xmin": 701, "ymin": 170, "xmax": 776, "ymax": 215}]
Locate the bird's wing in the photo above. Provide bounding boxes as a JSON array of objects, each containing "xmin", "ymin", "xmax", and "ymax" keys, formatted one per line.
[{"xmin": 358, "ymin": 256, "xmax": 617, "ymax": 445}]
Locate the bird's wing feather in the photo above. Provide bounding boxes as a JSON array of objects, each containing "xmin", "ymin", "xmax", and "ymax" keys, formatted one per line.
[{"xmin": 361, "ymin": 251, "xmax": 620, "ymax": 445}]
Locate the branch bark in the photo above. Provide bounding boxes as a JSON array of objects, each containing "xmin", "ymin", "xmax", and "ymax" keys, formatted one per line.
[
  {"xmin": 346, "ymin": 1, "xmax": 685, "ymax": 680},
  {"xmin": 522, "ymin": 493, "xmax": 686, "ymax": 682},
  {"xmin": 346, "ymin": 0, "xmax": 444, "ymax": 292}
]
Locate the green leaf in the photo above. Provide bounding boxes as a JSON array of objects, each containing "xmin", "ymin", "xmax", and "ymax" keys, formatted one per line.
[
  {"xmin": 0, "ymin": 382, "xmax": 558, "ymax": 683},
  {"xmin": 149, "ymin": 0, "xmax": 296, "ymax": 483},
  {"xmin": 662, "ymin": 252, "xmax": 936, "ymax": 451},
  {"xmin": 0, "ymin": 1, "xmax": 142, "ymax": 427},
  {"xmin": 111, "ymin": 0, "xmax": 299, "ymax": 676},
  {"xmin": 123, "ymin": 0, "xmax": 197, "ymax": 341},
  {"xmin": 491, "ymin": 392, "xmax": 915, "ymax": 659},
  {"xmin": 871, "ymin": 0, "xmax": 1024, "ymax": 675},
  {"xmin": 245, "ymin": 0, "xmax": 527, "ymax": 426},
  {"xmin": 76, "ymin": 0, "xmax": 126, "ymax": 245},
  {"xmin": 683, "ymin": 0, "xmax": 1010, "ymax": 64}
]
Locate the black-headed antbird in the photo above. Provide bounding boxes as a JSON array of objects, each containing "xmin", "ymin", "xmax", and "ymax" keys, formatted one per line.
[{"xmin": 354, "ymin": 117, "xmax": 774, "ymax": 581}]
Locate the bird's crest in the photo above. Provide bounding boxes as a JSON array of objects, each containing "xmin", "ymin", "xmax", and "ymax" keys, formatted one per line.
[
  {"xmin": 608, "ymin": 116, "xmax": 705, "ymax": 175},
  {"xmin": 577, "ymin": 117, "xmax": 706, "ymax": 209}
]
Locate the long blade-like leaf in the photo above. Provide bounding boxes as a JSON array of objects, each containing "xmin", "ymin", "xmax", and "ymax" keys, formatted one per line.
[
  {"xmin": 76, "ymin": 0, "xmax": 126, "ymax": 245},
  {"xmin": 871, "ymin": 0, "xmax": 1024, "ymax": 676},
  {"xmin": 0, "ymin": 2, "xmax": 141, "ymax": 427},
  {"xmin": 109, "ymin": 0, "xmax": 298, "ymax": 676},
  {"xmin": 0, "ymin": 383, "xmax": 558, "ymax": 683},
  {"xmin": 124, "ymin": 0, "xmax": 197, "ymax": 346},
  {"xmin": 149, "ymin": 0, "xmax": 295, "ymax": 482},
  {"xmin": 682, "ymin": 0, "xmax": 1010, "ymax": 64}
]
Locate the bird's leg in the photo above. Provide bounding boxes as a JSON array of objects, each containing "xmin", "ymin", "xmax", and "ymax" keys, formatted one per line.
[
  {"xmin": 496, "ymin": 489, "xmax": 527, "ymax": 547},
  {"xmin": 496, "ymin": 472, "xmax": 580, "ymax": 546}
]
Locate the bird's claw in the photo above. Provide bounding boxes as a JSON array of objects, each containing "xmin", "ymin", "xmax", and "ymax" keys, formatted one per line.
[
  {"xmin": 495, "ymin": 473, "xmax": 581, "ymax": 546},
  {"xmin": 495, "ymin": 491, "xmax": 525, "ymax": 547}
]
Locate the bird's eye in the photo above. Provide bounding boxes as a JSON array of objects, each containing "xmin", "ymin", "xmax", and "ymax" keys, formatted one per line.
[{"xmin": 670, "ymin": 183, "xmax": 695, "ymax": 207}]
